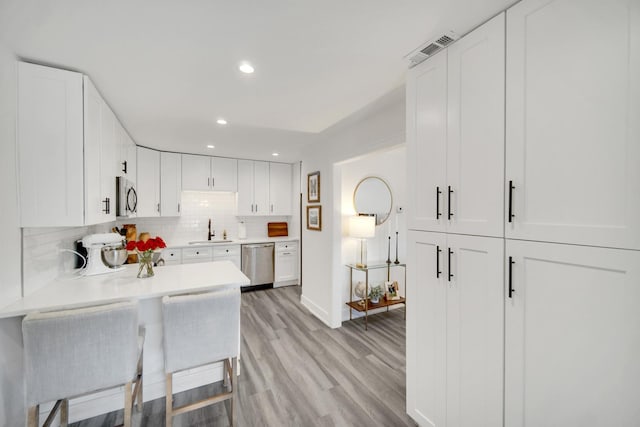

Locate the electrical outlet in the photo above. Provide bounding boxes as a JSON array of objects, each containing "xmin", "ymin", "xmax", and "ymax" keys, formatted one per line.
[{"xmin": 396, "ymin": 206, "xmax": 404, "ymax": 213}]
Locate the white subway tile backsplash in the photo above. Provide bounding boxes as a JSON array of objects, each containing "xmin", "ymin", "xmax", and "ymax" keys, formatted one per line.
[{"xmin": 117, "ymin": 191, "xmax": 292, "ymax": 245}]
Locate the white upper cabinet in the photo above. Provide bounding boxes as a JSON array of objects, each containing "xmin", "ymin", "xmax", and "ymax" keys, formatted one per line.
[
  {"xmin": 160, "ymin": 152, "xmax": 181, "ymax": 217},
  {"xmin": 182, "ymin": 154, "xmax": 237, "ymax": 192},
  {"xmin": 269, "ymin": 163, "xmax": 293, "ymax": 215},
  {"xmin": 446, "ymin": 13, "xmax": 505, "ymax": 237},
  {"xmin": 137, "ymin": 146, "xmax": 160, "ymax": 217},
  {"xmin": 505, "ymin": 239, "xmax": 640, "ymax": 427},
  {"xmin": 237, "ymin": 160, "xmax": 270, "ymax": 215},
  {"xmin": 181, "ymin": 154, "xmax": 211, "ymax": 191},
  {"xmin": 17, "ymin": 62, "xmax": 85, "ymax": 227},
  {"xmin": 84, "ymin": 76, "xmax": 117, "ymax": 224},
  {"xmin": 116, "ymin": 122, "xmax": 136, "ymax": 184},
  {"xmin": 212, "ymin": 157, "xmax": 237, "ymax": 192},
  {"xmin": 505, "ymin": 0, "xmax": 640, "ymax": 249},
  {"xmin": 407, "ymin": 50, "xmax": 448, "ymax": 233},
  {"xmin": 407, "ymin": 13, "xmax": 505, "ymax": 238}
]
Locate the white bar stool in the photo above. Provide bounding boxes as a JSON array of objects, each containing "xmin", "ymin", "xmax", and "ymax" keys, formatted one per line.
[
  {"xmin": 162, "ymin": 287, "xmax": 240, "ymax": 427},
  {"xmin": 22, "ymin": 301, "xmax": 144, "ymax": 427}
]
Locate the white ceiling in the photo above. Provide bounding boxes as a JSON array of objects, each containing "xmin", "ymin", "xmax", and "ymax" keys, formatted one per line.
[{"xmin": 0, "ymin": 0, "xmax": 515, "ymax": 162}]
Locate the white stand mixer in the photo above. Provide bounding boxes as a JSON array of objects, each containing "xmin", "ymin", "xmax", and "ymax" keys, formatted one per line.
[{"xmin": 81, "ymin": 233, "xmax": 127, "ymax": 276}]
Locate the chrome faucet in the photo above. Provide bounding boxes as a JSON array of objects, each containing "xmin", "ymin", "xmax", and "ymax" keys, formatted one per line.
[{"xmin": 208, "ymin": 218, "xmax": 215, "ymax": 240}]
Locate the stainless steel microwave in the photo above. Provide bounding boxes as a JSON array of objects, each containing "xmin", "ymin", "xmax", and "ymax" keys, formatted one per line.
[{"xmin": 115, "ymin": 176, "xmax": 137, "ymax": 217}]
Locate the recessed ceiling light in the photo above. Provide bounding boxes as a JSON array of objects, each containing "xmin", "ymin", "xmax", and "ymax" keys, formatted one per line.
[
  {"xmin": 207, "ymin": 145, "xmax": 215, "ymax": 149},
  {"xmin": 272, "ymin": 152, "xmax": 279, "ymax": 157},
  {"xmin": 239, "ymin": 62, "xmax": 255, "ymax": 74},
  {"xmin": 216, "ymin": 118, "xmax": 227, "ymax": 125}
]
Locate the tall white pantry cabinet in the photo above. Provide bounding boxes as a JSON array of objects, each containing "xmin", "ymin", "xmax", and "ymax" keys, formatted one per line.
[{"xmin": 406, "ymin": 1, "xmax": 640, "ymax": 427}]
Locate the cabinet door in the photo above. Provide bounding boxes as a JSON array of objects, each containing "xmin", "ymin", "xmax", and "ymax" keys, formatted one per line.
[
  {"xmin": 99, "ymin": 103, "xmax": 116, "ymax": 222},
  {"xmin": 406, "ymin": 230, "xmax": 446, "ymax": 426},
  {"xmin": 160, "ymin": 152, "xmax": 181, "ymax": 216},
  {"xmin": 275, "ymin": 243, "xmax": 298, "ymax": 282},
  {"xmin": 125, "ymin": 133, "xmax": 137, "ymax": 187},
  {"xmin": 84, "ymin": 76, "xmax": 115, "ymax": 225},
  {"xmin": 237, "ymin": 160, "xmax": 254, "ymax": 215},
  {"xmin": 181, "ymin": 154, "xmax": 211, "ymax": 191},
  {"xmin": 212, "ymin": 157, "xmax": 237, "ymax": 192},
  {"xmin": 253, "ymin": 161, "xmax": 270, "ymax": 215},
  {"xmin": 137, "ymin": 147, "xmax": 160, "ymax": 217},
  {"xmin": 269, "ymin": 162, "xmax": 292, "ymax": 215},
  {"xmin": 506, "ymin": 0, "xmax": 640, "ymax": 249},
  {"xmin": 446, "ymin": 234, "xmax": 503, "ymax": 427},
  {"xmin": 17, "ymin": 62, "xmax": 84, "ymax": 227},
  {"xmin": 447, "ymin": 13, "xmax": 505, "ymax": 238},
  {"xmin": 505, "ymin": 240, "xmax": 640, "ymax": 427},
  {"xmin": 406, "ymin": 51, "xmax": 447, "ymax": 233}
]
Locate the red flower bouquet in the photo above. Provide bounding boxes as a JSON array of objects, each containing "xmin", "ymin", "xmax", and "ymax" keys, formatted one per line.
[{"xmin": 126, "ymin": 235, "xmax": 166, "ymax": 278}]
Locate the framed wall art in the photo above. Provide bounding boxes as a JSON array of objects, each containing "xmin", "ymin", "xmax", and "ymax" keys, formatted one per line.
[
  {"xmin": 307, "ymin": 171, "xmax": 320, "ymax": 203},
  {"xmin": 306, "ymin": 205, "xmax": 322, "ymax": 231}
]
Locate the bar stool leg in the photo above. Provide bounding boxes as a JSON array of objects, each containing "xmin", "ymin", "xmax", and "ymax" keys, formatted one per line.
[
  {"xmin": 27, "ymin": 405, "xmax": 39, "ymax": 427},
  {"xmin": 231, "ymin": 357, "xmax": 238, "ymax": 426},
  {"xmin": 165, "ymin": 373, "xmax": 173, "ymax": 427},
  {"xmin": 61, "ymin": 399, "xmax": 69, "ymax": 426},
  {"xmin": 124, "ymin": 381, "xmax": 133, "ymax": 427},
  {"xmin": 136, "ymin": 351, "xmax": 144, "ymax": 411}
]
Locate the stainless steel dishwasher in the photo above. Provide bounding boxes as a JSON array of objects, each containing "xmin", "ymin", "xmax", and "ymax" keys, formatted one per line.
[{"xmin": 241, "ymin": 243, "xmax": 274, "ymax": 289}]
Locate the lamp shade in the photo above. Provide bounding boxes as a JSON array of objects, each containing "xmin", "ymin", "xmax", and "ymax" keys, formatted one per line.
[{"xmin": 349, "ymin": 215, "xmax": 375, "ymax": 239}]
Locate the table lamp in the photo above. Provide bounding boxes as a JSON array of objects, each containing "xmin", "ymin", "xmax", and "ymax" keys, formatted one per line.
[{"xmin": 349, "ymin": 215, "xmax": 376, "ymax": 268}]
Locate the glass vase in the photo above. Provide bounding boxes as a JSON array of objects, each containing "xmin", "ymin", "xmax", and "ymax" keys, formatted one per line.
[{"xmin": 137, "ymin": 251, "xmax": 154, "ymax": 278}]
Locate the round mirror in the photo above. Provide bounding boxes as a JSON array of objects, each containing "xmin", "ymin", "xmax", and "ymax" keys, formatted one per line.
[{"xmin": 353, "ymin": 176, "xmax": 393, "ymax": 225}]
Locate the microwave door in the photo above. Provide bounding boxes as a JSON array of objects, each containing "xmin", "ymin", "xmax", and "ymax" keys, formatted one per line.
[{"xmin": 127, "ymin": 186, "xmax": 137, "ymax": 214}]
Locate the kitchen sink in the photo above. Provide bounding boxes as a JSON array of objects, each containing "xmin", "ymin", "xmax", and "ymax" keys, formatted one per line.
[{"xmin": 188, "ymin": 240, "xmax": 234, "ymax": 244}]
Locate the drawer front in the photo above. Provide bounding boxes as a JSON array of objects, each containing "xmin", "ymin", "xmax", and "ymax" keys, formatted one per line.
[
  {"xmin": 163, "ymin": 249, "xmax": 182, "ymax": 264},
  {"xmin": 275, "ymin": 241, "xmax": 298, "ymax": 252},
  {"xmin": 182, "ymin": 247, "xmax": 213, "ymax": 263},
  {"xmin": 213, "ymin": 245, "xmax": 240, "ymax": 258}
]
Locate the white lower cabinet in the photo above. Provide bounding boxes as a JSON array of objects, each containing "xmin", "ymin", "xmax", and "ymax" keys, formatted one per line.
[
  {"xmin": 213, "ymin": 245, "xmax": 241, "ymax": 269},
  {"xmin": 505, "ymin": 240, "xmax": 640, "ymax": 427},
  {"xmin": 162, "ymin": 248, "xmax": 182, "ymax": 265},
  {"xmin": 181, "ymin": 247, "xmax": 213, "ymax": 264},
  {"xmin": 407, "ymin": 230, "xmax": 503, "ymax": 427},
  {"xmin": 274, "ymin": 241, "xmax": 298, "ymax": 287}
]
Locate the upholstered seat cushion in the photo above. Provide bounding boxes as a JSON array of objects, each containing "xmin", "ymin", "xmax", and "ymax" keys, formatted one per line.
[
  {"xmin": 22, "ymin": 301, "xmax": 139, "ymax": 406},
  {"xmin": 162, "ymin": 288, "xmax": 240, "ymax": 373}
]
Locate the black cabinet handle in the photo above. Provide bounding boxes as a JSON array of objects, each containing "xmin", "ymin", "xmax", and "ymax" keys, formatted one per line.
[
  {"xmin": 102, "ymin": 198, "xmax": 110, "ymax": 214},
  {"xmin": 436, "ymin": 187, "xmax": 442, "ymax": 219},
  {"xmin": 447, "ymin": 186, "xmax": 454, "ymax": 220},
  {"xmin": 212, "ymin": 177, "xmax": 215, "ymax": 188},
  {"xmin": 508, "ymin": 180, "xmax": 515, "ymax": 222},
  {"xmin": 208, "ymin": 177, "xmax": 210, "ymax": 187},
  {"xmin": 508, "ymin": 256, "xmax": 515, "ymax": 298},
  {"xmin": 436, "ymin": 245, "xmax": 442, "ymax": 278},
  {"xmin": 122, "ymin": 161, "xmax": 127, "ymax": 174},
  {"xmin": 448, "ymin": 248, "xmax": 454, "ymax": 282}
]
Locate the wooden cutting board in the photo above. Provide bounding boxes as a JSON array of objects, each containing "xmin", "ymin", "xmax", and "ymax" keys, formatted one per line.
[{"xmin": 268, "ymin": 222, "xmax": 288, "ymax": 237}]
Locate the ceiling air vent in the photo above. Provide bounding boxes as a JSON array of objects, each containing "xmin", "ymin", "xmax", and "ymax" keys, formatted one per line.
[{"xmin": 405, "ymin": 31, "xmax": 459, "ymax": 68}]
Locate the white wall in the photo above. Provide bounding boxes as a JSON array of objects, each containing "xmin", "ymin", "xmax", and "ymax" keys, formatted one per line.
[
  {"xmin": 0, "ymin": 43, "xmax": 24, "ymax": 427},
  {"xmin": 339, "ymin": 146, "xmax": 406, "ymax": 321},
  {"xmin": 300, "ymin": 86, "xmax": 405, "ymax": 328}
]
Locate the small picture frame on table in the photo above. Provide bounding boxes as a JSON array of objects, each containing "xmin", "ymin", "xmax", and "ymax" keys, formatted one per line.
[
  {"xmin": 308, "ymin": 171, "xmax": 320, "ymax": 203},
  {"xmin": 307, "ymin": 205, "xmax": 322, "ymax": 231}
]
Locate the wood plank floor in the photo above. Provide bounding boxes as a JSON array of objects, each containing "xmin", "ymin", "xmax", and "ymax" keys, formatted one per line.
[{"xmin": 72, "ymin": 286, "xmax": 417, "ymax": 427}]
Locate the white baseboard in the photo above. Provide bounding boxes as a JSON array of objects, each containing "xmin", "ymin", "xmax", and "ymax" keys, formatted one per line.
[{"xmin": 300, "ymin": 294, "xmax": 332, "ymax": 327}]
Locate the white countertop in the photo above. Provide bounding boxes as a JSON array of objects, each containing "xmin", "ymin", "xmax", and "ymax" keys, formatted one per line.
[
  {"xmin": 166, "ymin": 236, "xmax": 298, "ymax": 248},
  {"xmin": 0, "ymin": 261, "xmax": 250, "ymax": 319}
]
